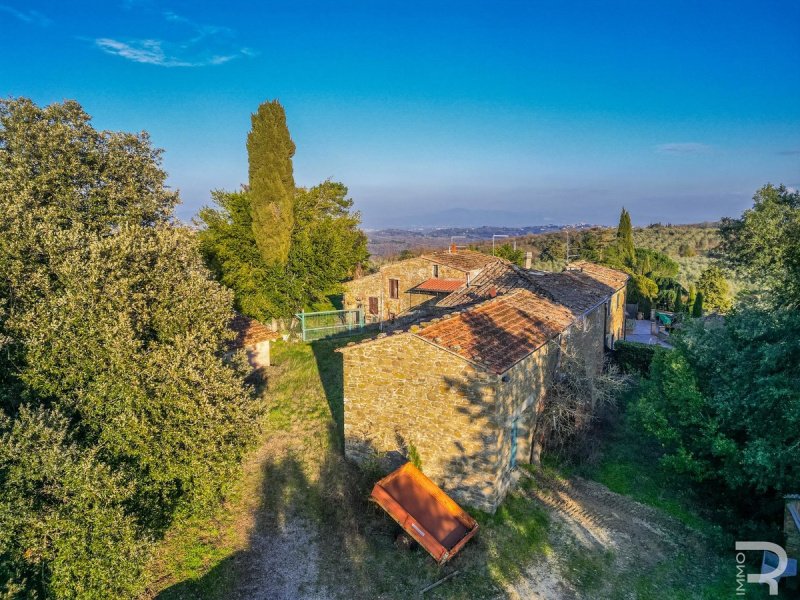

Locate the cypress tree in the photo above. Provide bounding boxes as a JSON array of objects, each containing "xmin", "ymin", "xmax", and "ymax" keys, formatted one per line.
[
  {"xmin": 247, "ymin": 100, "xmax": 296, "ymax": 267},
  {"xmin": 674, "ymin": 288, "xmax": 684, "ymax": 313},
  {"xmin": 688, "ymin": 284, "xmax": 697, "ymax": 309},
  {"xmin": 616, "ymin": 207, "xmax": 636, "ymax": 266},
  {"xmin": 692, "ymin": 291, "xmax": 704, "ymax": 317}
]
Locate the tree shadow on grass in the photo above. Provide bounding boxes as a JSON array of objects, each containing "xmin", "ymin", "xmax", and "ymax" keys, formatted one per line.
[{"xmin": 310, "ymin": 339, "xmax": 346, "ymax": 451}]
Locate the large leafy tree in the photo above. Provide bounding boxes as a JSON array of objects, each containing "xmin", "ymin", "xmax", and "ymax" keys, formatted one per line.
[
  {"xmin": 199, "ymin": 181, "xmax": 368, "ymax": 320},
  {"xmin": 247, "ymin": 100, "xmax": 296, "ymax": 267},
  {"xmin": 696, "ymin": 265, "xmax": 732, "ymax": 313},
  {"xmin": 197, "ymin": 190, "xmax": 291, "ymax": 319},
  {"xmin": 288, "ymin": 181, "xmax": 369, "ymax": 303},
  {"xmin": 719, "ymin": 183, "xmax": 800, "ymax": 307},
  {"xmin": 633, "ymin": 309, "xmax": 800, "ymax": 516},
  {"xmin": 199, "ymin": 102, "xmax": 368, "ymax": 320},
  {"xmin": 0, "ymin": 98, "xmax": 260, "ymax": 597}
]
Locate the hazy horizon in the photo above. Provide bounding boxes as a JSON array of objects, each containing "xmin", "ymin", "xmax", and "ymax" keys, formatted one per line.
[{"xmin": 3, "ymin": 1, "xmax": 798, "ymax": 229}]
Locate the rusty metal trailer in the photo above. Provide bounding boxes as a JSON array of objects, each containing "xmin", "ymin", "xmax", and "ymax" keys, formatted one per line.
[{"xmin": 370, "ymin": 462, "xmax": 479, "ymax": 564}]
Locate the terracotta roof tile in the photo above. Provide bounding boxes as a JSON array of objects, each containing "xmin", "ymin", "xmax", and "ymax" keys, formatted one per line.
[
  {"xmin": 229, "ymin": 314, "xmax": 279, "ymax": 349},
  {"xmin": 420, "ymin": 248, "xmax": 502, "ymax": 272},
  {"xmin": 416, "ymin": 289, "xmax": 574, "ymax": 374},
  {"xmin": 436, "ymin": 262, "xmax": 538, "ymax": 308},
  {"xmin": 437, "ymin": 260, "xmax": 629, "ymax": 314},
  {"xmin": 413, "ymin": 278, "xmax": 465, "ymax": 293}
]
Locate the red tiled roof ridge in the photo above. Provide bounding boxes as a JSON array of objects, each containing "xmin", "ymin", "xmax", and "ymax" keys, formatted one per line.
[
  {"xmin": 335, "ymin": 289, "xmax": 518, "ymax": 354},
  {"xmin": 414, "ymin": 288, "xmax": 575, "ymax": 374},
  {"xmin": 419, "ymin": 248, "xmax": 508, "ymax": 271}
]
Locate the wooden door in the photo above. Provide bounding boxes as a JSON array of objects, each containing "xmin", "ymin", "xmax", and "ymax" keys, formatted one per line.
[{"xmin": 368, "ymin": 296, "xmax": 379, "ymax": 316}]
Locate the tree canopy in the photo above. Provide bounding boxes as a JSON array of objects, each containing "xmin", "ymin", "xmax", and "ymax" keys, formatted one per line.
[
  {"xmin": 199, "ymin": 101, "xmax": 367, "ymax": 320},
  {"xmin": 615, "ymin": 207, "xmax": 636, "ymax": 266},
  {"xmin": 247, "ymin": 100, "xmax": 296, "ymax": 267},
  {"xmin": 493, "ymin": 242, "xmax": 525, "ymax": 266},
  {"xmin": 720, "ymin": 183, "xmax": 800, "ymax": 308},
  {"xmin": 0, "ymin": 98, "xmax": 261, "ymax": 597},
  {"xmin": 632, "ymin": 308, "xmax": 800, "ymax": 518},
  {"xmin": 696, "ymin": 265, "xmax": 731, "ymax": 313}
]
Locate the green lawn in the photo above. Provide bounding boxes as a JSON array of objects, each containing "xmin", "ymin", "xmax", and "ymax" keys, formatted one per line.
[{"xmin": 144, "ymin": 340, "xmax": 775, "ymax": 599}]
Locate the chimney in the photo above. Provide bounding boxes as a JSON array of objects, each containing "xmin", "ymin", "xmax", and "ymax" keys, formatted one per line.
[
  {"xmin": 489, "ymin": 286, "xmax": 497, "ymax": 298},
  {"xmin": 449, "ymin": 243, "xmax": 457, "ymax": 254},
  {"xmin": 524, "ymin": 251, "xmax": 532, "ymax": 269}
]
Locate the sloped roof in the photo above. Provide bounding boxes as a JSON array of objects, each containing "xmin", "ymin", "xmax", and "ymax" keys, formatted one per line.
[
  {"xmin": 420, "ymin": 248, "xmax": 501, "ymax": 272},
  {"xmin": 437, "ymin": 260, "xmax": 628, "ymax": 314},
  {"xmin": 436, "ymin": 262, "xmax": 541, "ymax": 308},
  {"xmin": 229, "ymin": 314, "xmax": 280, "ymax": 349},
  {"xmin": 567, "ymin": 261, "xmax": 629, "ymax": 290},
  {"xmin": 339, "ymin": 261, "xmax": 628, "ymax": 373},
  {"xmin": 413, "ymin": 278, "xmax": 465, "ymax": 293},
  {"xmin": 416, "ymin": 289, "xmax": 574, "ymax": 374}
]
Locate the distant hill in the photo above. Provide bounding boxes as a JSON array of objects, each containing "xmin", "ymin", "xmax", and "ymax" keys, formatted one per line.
[
  {"xmin": 374, "ymin": 207, "xmax": 556, "ymax": 229},
  {"xmin": 367, "ymin": 223, "xmax": 595, "ymax": 257},
  {"xmin": 367, "ymin": 222, "xmax": 727, "ymax": 287}
]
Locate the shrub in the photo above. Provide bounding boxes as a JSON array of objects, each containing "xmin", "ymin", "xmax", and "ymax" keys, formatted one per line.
[{"xmin": 614, "ymin": 341, "xmax": 659, "ymax": 375}]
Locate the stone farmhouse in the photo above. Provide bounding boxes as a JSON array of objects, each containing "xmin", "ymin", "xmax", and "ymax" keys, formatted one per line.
[
  {"xmin": 339, "ymin": 260, "xmax": 628, "ymax": 512},
  {"xmin": 343, "ymin": 247, "xmax": 499, "ymax": 323}
]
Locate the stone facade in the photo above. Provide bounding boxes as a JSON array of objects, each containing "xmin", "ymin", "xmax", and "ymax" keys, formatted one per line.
[
  {"xmin": 342, "ymin": 332, "xmax": 502, "ymax": 510},
  {"xmin": 607, "ymin": 287, "xmax": 627, "ymax": 347},
  {"xmin": 785, "ymin": 495, "xmax": 800, "ymax": 558},
  {"xmin": 343, "ymin": 257, "xmax": 474, "ymax": 322},
  {"xmin": 341, "ymin": 294, "xmax": 618, "ymax": 513}
]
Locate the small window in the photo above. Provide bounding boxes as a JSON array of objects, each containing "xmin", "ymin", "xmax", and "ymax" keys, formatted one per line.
[
  {"xmin": 432, "ymin": 264, "xmax": 439, "ymax": 278},
  {"xmin": 389, "ymin": 278, "xmax": 399, "ymax": 299}
]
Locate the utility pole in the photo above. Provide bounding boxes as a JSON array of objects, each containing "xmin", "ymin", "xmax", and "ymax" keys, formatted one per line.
[
  {"xmin": 492, "ymin": 234, "xmax": 509, "ymax": 255},
  {"xmin": 564, "ymin": 227, "xmax": 578, "ymax": 265}
]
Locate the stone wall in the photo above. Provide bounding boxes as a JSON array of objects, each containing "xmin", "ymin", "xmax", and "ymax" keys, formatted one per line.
[
  {"xmin": 341, "ymin": 291, "xmax": 617, "ymax": 513},
  {"xmin": 491, "ymin": 304, "xmax": 607, "ymax": 500},
  {"xmin": 343, "ymin": 257, "xmax": 470, "ymax": 322},
  {"xmin": 609, "ymin": 288, "xmax": 627, "ymax": 345},
  {"xmin": 341, "ymin": 333, "xmax": 504, "ymax": 511}
]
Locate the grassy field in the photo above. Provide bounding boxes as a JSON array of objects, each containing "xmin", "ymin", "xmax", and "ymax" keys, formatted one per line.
[{"xmin": 143, "ymin": 340, "xmax": 770, "ymax": 599}]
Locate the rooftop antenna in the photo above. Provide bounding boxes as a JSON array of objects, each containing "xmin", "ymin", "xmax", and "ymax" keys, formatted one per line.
[{"xmin": 492, "ymin": 234, "xmax": 509, "ymax": 256}]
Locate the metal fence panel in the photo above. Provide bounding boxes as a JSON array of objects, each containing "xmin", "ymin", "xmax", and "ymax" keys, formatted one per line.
[{"xmin": 296, "ymin": 309, "xmax": 365, "ymax": 342}]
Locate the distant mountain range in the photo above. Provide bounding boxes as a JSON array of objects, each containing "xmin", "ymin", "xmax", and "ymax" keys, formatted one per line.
[
  {"xmin": 366, "ymin": 222, "xmax": 597, "ymax": 257},
  {"xmin": 366, "ymin": 207, "xmax": 565, "ymax": 229}
]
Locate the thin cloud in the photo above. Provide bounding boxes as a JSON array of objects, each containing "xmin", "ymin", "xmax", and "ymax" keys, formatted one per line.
[
  {"xmin": 655, "ymin": 142, "xmax": 712, "ymax": 155},
  {"xmin": 0, "ymin": 5, "xmax": 51, "ymax": 26},
  {"xmin": 777, "ymin": 149, "xmax": 800, "ymax": 156},
  {"xmin": 94, "ymin": 11, "xmax": 251, "ymax": 67}
]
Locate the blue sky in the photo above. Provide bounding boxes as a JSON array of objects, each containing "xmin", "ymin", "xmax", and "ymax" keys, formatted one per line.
[{"xmin": 2, "ymin": 1, "xmax": 798, "ymax": 228}]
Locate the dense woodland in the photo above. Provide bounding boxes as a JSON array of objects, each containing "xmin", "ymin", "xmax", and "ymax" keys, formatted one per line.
[{"xmin": 0, "ymin": 96, "xmax": 797, "ymax": 598}]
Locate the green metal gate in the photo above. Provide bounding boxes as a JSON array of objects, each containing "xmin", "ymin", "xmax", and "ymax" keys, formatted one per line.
[{"xmin": 296, "ymin": 309, "xmax": 365, "ymax": 342}]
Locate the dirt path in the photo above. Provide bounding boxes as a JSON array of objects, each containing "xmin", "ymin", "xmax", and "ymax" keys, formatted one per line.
[{"xmin": 503, "ymin": 470, "xmax": 706, "ymax": 599}]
